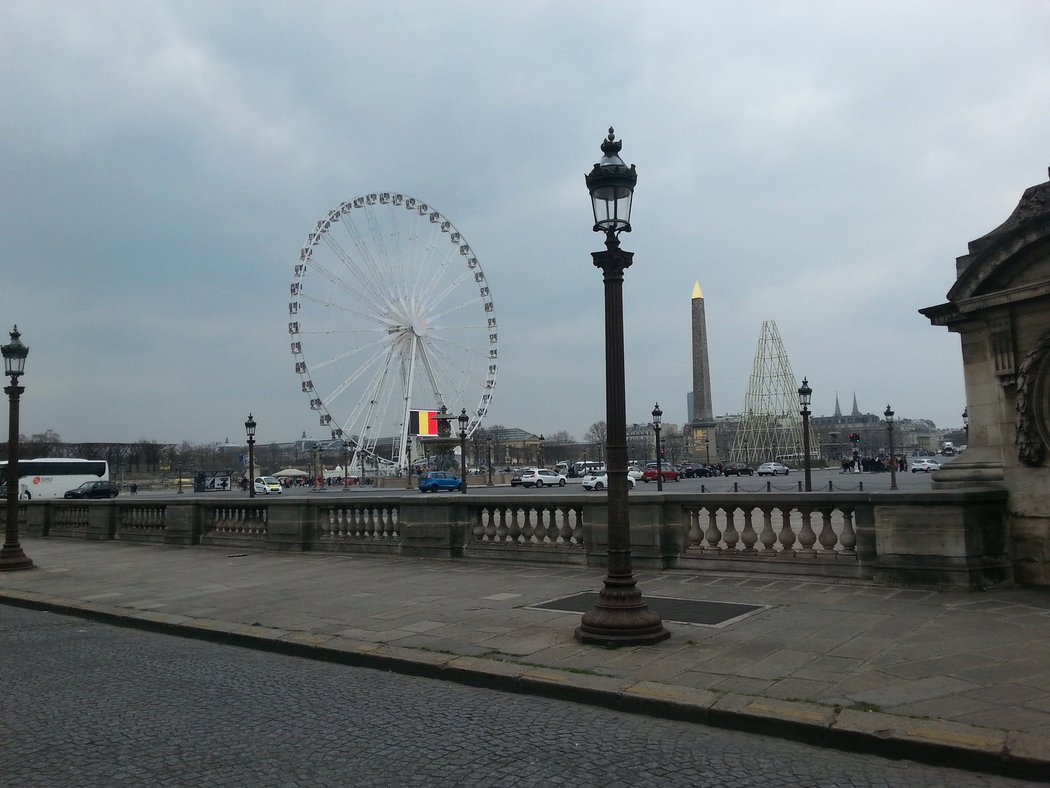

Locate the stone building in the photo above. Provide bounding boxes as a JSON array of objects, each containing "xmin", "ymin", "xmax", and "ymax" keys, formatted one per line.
[{"xmin": 921, "ymin": 168, "xmax": 1050, "ymax": 586}]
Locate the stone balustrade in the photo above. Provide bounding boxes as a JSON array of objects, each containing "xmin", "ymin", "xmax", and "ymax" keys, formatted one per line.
[{"xmin": 7, "ymin": 487, "xmax": 1013, "ymax": 589}]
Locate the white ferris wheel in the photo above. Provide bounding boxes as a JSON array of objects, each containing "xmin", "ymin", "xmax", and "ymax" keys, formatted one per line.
[{"xmin": 288, "ymin": 193, "xmax": 498, "ymax": 472}]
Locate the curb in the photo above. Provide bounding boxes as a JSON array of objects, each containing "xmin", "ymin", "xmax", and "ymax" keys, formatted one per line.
[{"xmin": 2, "ymin": 589, "xmax": 1046, "ymax": 782}]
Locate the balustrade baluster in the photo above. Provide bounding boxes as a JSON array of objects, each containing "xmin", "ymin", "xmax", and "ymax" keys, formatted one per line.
[
  {"xmin": 535, "ymin": 507, "xmax": 550, "ymax": 543},
  {"xmin": 508, "ymin": 508, "xmax": 523, "ymax": 543},
  {"xmin": 840, "ymin": 507, "xmax": 857, "ymax": 554},
  {"xmin": 723, "ymin": 506, "xmax": 740, "ymax": 552},
  {"xmin": 687, "ymin": 508, "xmax": 702, "ymax": 546},
  {"xmin": 486, "ymin": 507, "xmax": 500, "ymax": 542},
  {"xmin": 797, "ymin": 507, "xmax": 817, "ymax": 555},
  {"xmin": 495, "ymin": 507, "xmax": 510, "ymax": 542},
  {"xmin": 759, "ymin": 506, "xmax": 777, "ymax": 551},
  {"xmin": 777, "ymin": 508, "xmax": 797, "ymax": 552},
  {"xmin": 818, "ymin": 508, "xmax": 838, "ymax": 551},
  {"xmin": 704, "ymin": 507, "xmax": 722, "ymax": 550},
  {"xmin": 740, "ymin": 507, "xmax": 758, "ymax": 554},
  {"xmin": 522, "ymin": 507, "xmax": 536, "ymax": 543}
]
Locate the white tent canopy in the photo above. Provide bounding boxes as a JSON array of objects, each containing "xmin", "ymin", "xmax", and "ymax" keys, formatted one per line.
[{"xmin": 273, "ymin": 468, "xmax": 309, "ymax": 478}]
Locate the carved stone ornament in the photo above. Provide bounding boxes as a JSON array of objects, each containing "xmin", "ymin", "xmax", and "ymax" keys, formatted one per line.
[{"xmin": 1015, "ymin": 329, "xmax": 1050, "ymax": 466}]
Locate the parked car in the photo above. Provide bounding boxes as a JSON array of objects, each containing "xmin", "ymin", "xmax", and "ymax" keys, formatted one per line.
[
  {"xmin": 642, "ymin": 467, "xmax": 680, "ymax": 483},
  {"xmin": 756, "ymin": 462, "xmax": 790, "ymax": 477},
  {"xmin": 418, "ymin": 471, "xmax": 463, "ymax": 492},
  {"xmin": 910, "ymin": 459, "xmax": 942, "ymax": 473},
  {"xmin": 627, "ymin": 465, "xmax": 644, "ymax": 481},
  {"xmin": 519, "ymin": 468, "xmax": 567, "ymax": 488},
  {"xmin": 254, "ymin": 476, "xmax": 283, "ymax": 494},
  {"xmin": 64, "ymin": 480, "xmax": 120, "ymax": 499},
  {"xmin": 581, "ymin": 472, "xmax": 635, "ymax": 491},
  {"xmin": 723, "ymin": 462, "xmax": 753, "ymax": 476},
  {"xmin": 510, "ymin": 467, "xmax": 537, "ymax": 487}
]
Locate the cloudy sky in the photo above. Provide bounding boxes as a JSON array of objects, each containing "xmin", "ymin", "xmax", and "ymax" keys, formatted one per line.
[{"xmin": 2, "ymin": 0, "xmax": 1048, "ymax": 448}]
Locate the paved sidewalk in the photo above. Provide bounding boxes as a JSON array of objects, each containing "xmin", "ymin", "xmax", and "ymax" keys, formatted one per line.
[{"xmin": 2, "ymin": 538, "xmax": 1048, "ymax": 781}]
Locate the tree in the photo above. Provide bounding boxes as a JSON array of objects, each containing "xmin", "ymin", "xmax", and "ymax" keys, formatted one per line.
[
  {"xmin": 486, "ymin": 424, "xmax": 509, "ymax": 467},
  {"xmin": 585, "ymin": 421, "xmax": 607, "ymax": 461},
  {"xmin": 546, "ymin": 430, "xmax": 573, "ymax": 444}
]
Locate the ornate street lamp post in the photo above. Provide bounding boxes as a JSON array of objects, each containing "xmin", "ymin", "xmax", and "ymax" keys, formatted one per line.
[
  {"xmin": 538, "ymin": 434, "xmax": 545, "ymax": 468},
  {"xmin": 486, "ymin": 438, "xmax": 493, "ymax": 487},
  {"xmin": 885, "ymin": 405, "xmax": 898, "ymax": 491},
  {"xmin": 245, "ymin": 413, "xmax": 257, "ymax": 498},
  {"xmin": 652, "ymin": 403, "xmax": 664, "ymax": 492},
  {"xmin": 963, "ymin": 406, "xmax": 969, "ymax": 443},
  {"xmin": 798, "ymin": 378, "xmax": 812, "ymax": 492},
  {"xmin": 458, "ymin": 408, "xmax": 469, "ymax": 494},
  {"xmin": 575, "ymin": 129, "xmax": 668, "ymax": 646},
  {"xmin": 1, "ymin": 325, "xmax": 33, "ymax": 571}
]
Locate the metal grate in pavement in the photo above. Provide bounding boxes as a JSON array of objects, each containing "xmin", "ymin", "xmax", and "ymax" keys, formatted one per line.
[{"xmin": 530, "ymin": 593, "xmax": 766, "ymax": 628}]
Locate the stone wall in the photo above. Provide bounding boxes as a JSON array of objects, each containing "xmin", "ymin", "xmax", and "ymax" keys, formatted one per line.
[{"xmin": 922, "ymin": 168, "xmax": 1050, "ymax": 585}]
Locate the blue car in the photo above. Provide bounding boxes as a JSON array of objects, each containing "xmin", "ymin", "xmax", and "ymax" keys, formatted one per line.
[{"xmin": 418, "ymin": 471, "xmax": 463, "ymax": 493}]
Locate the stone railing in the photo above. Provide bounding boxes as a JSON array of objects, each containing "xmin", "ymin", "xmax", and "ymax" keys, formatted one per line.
[{"xmin": 6, "ymin": 487, "xmax": 1013, "ymax": 588}]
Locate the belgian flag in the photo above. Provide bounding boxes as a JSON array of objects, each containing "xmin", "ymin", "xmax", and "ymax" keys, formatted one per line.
[{"xmin": 410, "ymin": 409, "xmax": 438, "ymax": 436}]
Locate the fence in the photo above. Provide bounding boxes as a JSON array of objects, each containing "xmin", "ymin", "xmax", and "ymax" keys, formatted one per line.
[{"xmin": 6, "ymin": 487, "xmax": 1012, "ymax": 588}]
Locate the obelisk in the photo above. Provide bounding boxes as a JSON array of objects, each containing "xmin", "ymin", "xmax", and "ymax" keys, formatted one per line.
[{"xmin": 689, "ymin": 281, "xmax": 717, "ymax": 462}]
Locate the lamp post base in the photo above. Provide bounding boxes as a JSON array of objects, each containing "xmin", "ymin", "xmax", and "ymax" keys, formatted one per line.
[
  {"xmin": 0, "ymin": 545, "xmax": 34, "ymax": 571},
  {"xmin": 575, "ymin": 576, "xmax": 669, "ymax": 646}
]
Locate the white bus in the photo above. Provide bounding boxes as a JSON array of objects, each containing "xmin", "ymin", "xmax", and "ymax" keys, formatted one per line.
[{"xmin": 0, "ymin": 458, "xmax": 110, "ymax": 500}]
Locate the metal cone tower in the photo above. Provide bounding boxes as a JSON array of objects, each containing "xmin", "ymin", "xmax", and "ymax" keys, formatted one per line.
[{"xmin": 731, "ymin": 320, "xmax": 814, "ymax": 464}]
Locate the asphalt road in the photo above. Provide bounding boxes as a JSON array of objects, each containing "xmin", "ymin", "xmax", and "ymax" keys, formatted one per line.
[
  {"xmin": 125, "ymin": 465, "xmax": 942, "ymax": 500},
  {"xmin": 3, "ymin": 606, "xmax": 1036, "ymax": 787}
]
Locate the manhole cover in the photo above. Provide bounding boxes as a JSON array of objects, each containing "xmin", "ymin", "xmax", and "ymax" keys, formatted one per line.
[{"xmin": 531, "ymin": 593, "xmax": 764, "ymax": 628}]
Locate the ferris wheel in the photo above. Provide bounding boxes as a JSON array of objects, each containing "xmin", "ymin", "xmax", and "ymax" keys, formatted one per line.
[{"xmin": 288, "ymin": 193, "xmax": 498, "ymax": 472}]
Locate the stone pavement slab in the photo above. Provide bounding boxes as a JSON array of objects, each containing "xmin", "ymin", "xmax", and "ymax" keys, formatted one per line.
[{"xmin": 1, "ymin": 538, "xmax": 1048, "ymax": 781}]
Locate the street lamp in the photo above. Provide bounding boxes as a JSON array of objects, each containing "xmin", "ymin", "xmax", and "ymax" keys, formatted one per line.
[
  {"xmin": 575, "ymin": 129, "xmax": 668, "ymax": 646},
  {"xmin": 652, "ymin": 403, "xmax": 664, "ymax": 492},
  {"xmin": 1, "ymin": 325, "xmax": 33, "ymax": 571},
  {"xmin": 458, "ymin": 408, "xmax": 469, "ymax": 494},
  {"xmin": 538, "ymin": 434, "xmax": 545, "ymax": 468},
  {"xmin": 245, "ymin": 413, "xmax": 256, "ymax": 498},
  {"xmin": 963, "ymin": 406, "xmax": 969, "ymax": 443},
  {"xmin": 486, "ymin": 438, "xmax": 493, "ymax": 487},
  {"xmin": 885, "ymin": 405, "xmax": 898, "ymax": 491},
  {"xmin": 798, "ymin": 378, "xmax": 812, "ymax": 492}
]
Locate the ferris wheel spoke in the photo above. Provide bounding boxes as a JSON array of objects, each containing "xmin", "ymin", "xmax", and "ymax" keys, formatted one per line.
[{"xmin": 320, "ymin": 236, "xmax": 394, "ymax": 315}]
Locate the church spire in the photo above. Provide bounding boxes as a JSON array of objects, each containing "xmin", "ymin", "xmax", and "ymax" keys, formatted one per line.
[
  {"xmin": 851, "ymin": 391, "xmax": 861, "ymax": 418},
  {"xmin": 834, "ymin": 392, "xmax": 842, "ymax": 418}
]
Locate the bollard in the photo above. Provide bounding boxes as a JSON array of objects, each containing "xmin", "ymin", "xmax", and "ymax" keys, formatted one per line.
[
  {"xmin": 797, "ymin": 480, "xmax": 803, "ymax": 492},
  {"xmin": 733, "ymin": 481, "xmax": 739, "ymax": 493},
  {"xmin": 828, "ymin": 480, "xmax": 834, "ymax": 492},
  {"xmin": 766, "ymin": 480, "xmax": 772, "ymax": 492},
  {"xmin": 859, "ymin": 481, "xmax": 864, "ymax": 492}
]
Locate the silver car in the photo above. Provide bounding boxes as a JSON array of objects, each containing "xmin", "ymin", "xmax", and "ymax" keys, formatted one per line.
[
  {"xmin": 756, "ymin": 462, "xmax": 790, "ymax": 476},
  {"xmin": 519, "ymin": 469, "xmax": 567, "ymax": 488}
]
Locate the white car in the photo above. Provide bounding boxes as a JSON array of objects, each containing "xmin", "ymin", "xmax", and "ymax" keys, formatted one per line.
[
  {"xmin": 627, "ymin": 466, "xmax": 644, "ymax": 481},
  {"xmin": 581, "ymin": 472, "xmax": 636, "ymax": 491},
  {"xmin": 254, "ymin": 476, "xmax": 282, "ymax": 494},
  {"xmin": 910, "ymin": 459, "xmax": 941, "ymax": 473},
  {"xmin": 519, "ymin": 468, "xmax": 567, "ymax": 488},
  {"xmin": 756, "ymin": 462, "xmax": 790, "ymax": 476}
]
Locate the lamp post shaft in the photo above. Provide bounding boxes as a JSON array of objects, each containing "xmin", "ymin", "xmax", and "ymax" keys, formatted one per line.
[
  {"xmin": 1, "ymin": 382, "xmax": 33, "ymax": 570},
  {"xmin": 575, "ymin": 236, "xmax": 668, "ymax": 646},
  {"xmin": 802, "ymin": 409, "xmax": 812, "ymax": 492},
  {"xmin": 888, "ymin": 422, "xmax": 898, "ymax": 490},
  {"xmin": 247, "ymin": 438, "xmax": 256, "ymax": 498},
  {"xmin": 654, "ymin": 423, "xmax": 663, "ymax": 492}
]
